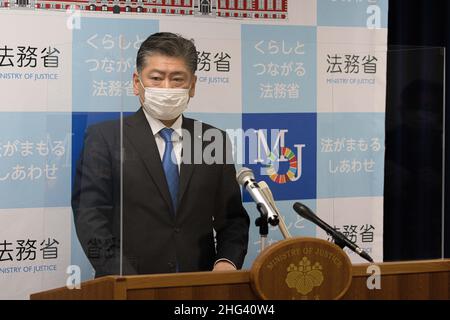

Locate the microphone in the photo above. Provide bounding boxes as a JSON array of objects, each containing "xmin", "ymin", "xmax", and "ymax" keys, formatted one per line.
[
  {"xmin": 236, "ymin": 167, "xmax": 279, "ymax": 226},
  {"xmin": 293, "ymin": 202, "xmax": 374, "ymax": 263}
]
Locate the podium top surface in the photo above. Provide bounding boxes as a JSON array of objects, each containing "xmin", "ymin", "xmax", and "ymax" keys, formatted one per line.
[{"xmin": 30, "ymin": 259, "xmax": 450, "ymax": 300}]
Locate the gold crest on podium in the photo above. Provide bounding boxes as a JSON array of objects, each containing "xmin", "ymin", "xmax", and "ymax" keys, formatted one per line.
[{"xmin": 285, "ymin": 257, "xmax": 324, "ymax": 295}]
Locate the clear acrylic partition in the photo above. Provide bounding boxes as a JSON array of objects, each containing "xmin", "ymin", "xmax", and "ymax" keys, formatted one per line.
[
  {"xmin": 320, "ymin": 46, "xmax": 445, "ymax": 264},
  {"xmin": 384, "ymin": 47, "xmax": 446, "ymax": 262},
  {"xmin": 70, "ymin": 20, "xmax": 140, "ymax": 279},
  {"xmin": 117, "ymin": 41, "xmax": 446, "ymax": 276}
]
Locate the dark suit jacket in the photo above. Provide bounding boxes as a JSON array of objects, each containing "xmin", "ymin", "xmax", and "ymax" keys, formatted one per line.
[{"xmin": 72, "ymin": 108, "xmax": 250, "ymax": 277}]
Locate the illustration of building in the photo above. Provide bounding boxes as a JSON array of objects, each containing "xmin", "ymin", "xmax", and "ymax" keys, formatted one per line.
[
  {"xmin": 199, "ymin": 0, "xmax": 210, "ymax": 14},
  {"xmin": 217, "ymin": 0, "xmax": 287, "ymax": 19},
  {"xmin": 31, "ymin": 0, "xmax": 193, "ymax": 14},
  {"xmin": 1, "ymin": 0, "xmax": 287, "ymax": 19},
  {"xmin": 6, "ymin": 0, "xmax": 35, "ymax": 9},
  {"xmin": 193, "ymin": 0, "xmax": 218, "ymax": 16}
]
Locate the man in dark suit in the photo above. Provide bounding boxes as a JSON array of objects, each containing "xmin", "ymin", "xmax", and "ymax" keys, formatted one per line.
[{"xmin": 72, "ymin": 32, "xmax": 250, "ymax": 277}]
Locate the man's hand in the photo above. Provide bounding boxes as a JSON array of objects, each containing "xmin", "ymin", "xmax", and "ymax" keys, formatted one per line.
[{"xmin": 213, "ymin": 260, "xmax": 237, "ymax": 271}]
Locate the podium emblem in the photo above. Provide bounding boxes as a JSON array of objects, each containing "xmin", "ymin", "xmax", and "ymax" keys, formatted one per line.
[
  {"xmin": 285, "ymin": 257, "xmax": 324, "ymax": 295},
  {"xmin": 250, "ymin": 237, "xmax": 352, "ymax": 300}
]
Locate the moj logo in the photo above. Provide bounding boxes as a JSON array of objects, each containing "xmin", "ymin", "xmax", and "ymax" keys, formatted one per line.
[
  {"xmin": 243, "ymin": 113, "xmax": 316, "ymax": 201},
  {"xmin": 254, "ymin": 129, "xmax": 306, "ymax": 184}
]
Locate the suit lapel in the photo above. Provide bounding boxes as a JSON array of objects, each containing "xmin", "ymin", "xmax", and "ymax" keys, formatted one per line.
[
  {"xmin": 124, "ymin": 109, "xmax": 174, "ymax": 213},
  {"xmin": 178, "ymin": 117, "xmax": 197, "ymax": 207}
]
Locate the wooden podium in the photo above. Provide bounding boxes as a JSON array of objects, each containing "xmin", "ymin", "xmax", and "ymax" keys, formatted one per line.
[{"xmin": 30, "ymin": 238, "xmax": 450, "ymax": 300}]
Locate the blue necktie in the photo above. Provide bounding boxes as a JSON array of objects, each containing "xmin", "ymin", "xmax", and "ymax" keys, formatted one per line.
[{"xmin": 159, "ymin": 128, "xmax": 179, "ymax": 213}]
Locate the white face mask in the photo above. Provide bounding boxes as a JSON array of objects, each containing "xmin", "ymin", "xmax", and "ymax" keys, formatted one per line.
[{"xmin": 139, "ymin": 79, "xmax": 190, "ymax": 121}]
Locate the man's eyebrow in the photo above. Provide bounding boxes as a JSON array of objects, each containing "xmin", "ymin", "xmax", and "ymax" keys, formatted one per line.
[
  {"xmin": 170, "ymin": 71, "xmax": 189, "ymax": 76},
  {"xmin": 145, "ymin": 70, "xmax": 188, "ymax": 76},
  {"xmin": 146, "ymin": 69, "xmax": 165, "ymax": 74}
]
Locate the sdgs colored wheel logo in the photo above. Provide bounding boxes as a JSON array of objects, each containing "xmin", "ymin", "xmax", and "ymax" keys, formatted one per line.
[
  {"xmin": 264, "ymin": 145, "xmax": 304, "ymax": 184},
  {"xmin": 243, "ymin": 113, "xmax": 317, "ymax": 202}
]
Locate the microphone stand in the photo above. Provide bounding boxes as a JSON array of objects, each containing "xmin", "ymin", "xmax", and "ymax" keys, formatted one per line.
[
  {"xmin": 255, "ymin": 203, "xmax": 269, "ymax": 253},
  {"xmin": 259, "ymin": 181, "xmax": 291, "ymax": 239}
]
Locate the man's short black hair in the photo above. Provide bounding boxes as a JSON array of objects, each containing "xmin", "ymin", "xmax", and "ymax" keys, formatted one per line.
[{"xmin": 136, "ymin": 32, "xmax": 198, "ymax": 74}]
